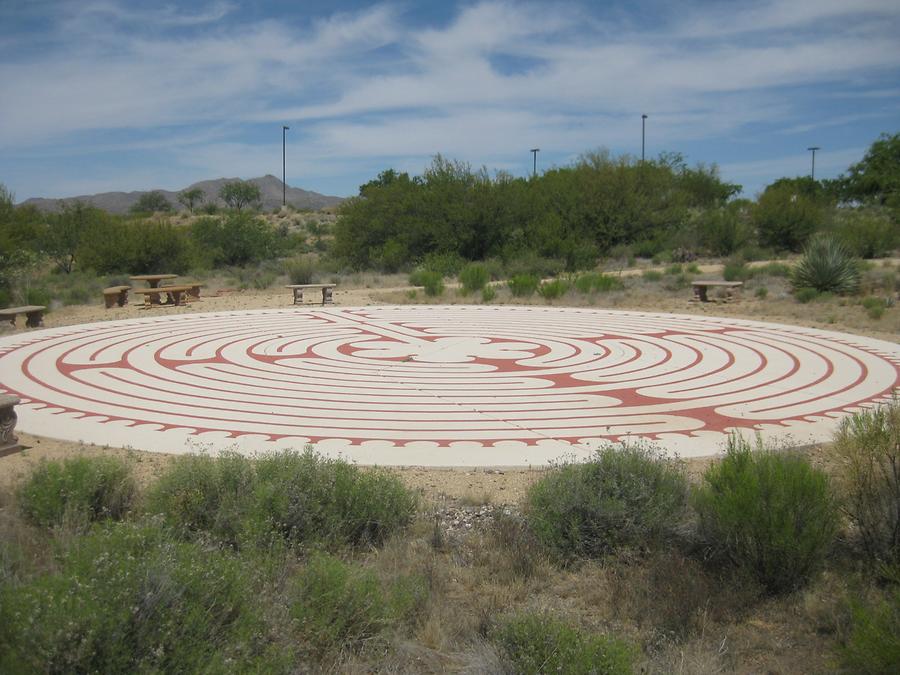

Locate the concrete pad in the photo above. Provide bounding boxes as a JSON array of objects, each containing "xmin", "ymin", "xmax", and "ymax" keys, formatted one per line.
[{"xmin": 0, "ymin": 306, "xmax": 897, "ymax": 466}]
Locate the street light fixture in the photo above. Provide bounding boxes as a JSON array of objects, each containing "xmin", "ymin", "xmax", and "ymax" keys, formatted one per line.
[
  {"xmin": 282, "ymin": 125, "xmax": 290, "ymax": 207},
  {"xmin": 641, "ymin": 114, "xmax": 648, "ymax": 163},
  {"xmin": 530, "ymin": 148, "xmax": 540, "ymax": 177},
  {"xmin": 807, "ymin": 146, "xmax": 820, "ymax": 180}
]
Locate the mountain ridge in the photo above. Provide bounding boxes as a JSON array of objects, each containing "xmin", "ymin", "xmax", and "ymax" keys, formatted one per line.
[{"xmin": 19, "ymin": 175, "xmax": 345, "ymax": 214}]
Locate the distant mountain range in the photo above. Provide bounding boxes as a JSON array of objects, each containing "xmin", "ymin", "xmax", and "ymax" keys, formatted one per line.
[{"xmin": 20, "ymin": 175, "xmax": 345, "ymax": 214}]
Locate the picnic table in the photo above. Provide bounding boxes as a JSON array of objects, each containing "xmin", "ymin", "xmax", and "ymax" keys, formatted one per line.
[
  {"xmin": 133, "ymin": 285, "xmax": 194, "ymax": 307},
  {"xmin": 285, "ymin": 283, "xmax": 336, "ymax": 306},
  {"xmin": 0, "ymin": 305, "xmax": 46, "ymax": 328},
  {"xmin": 691, "ymin": 280, "xmax": 744, "ymax": 302},
  {"xmin": 129, "ymin": 274, "xmax": 178, "ymax": 288}
]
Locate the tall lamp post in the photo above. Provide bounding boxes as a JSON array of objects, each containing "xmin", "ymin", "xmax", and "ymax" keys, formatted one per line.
[
  {"xmin": 641, "ymin": 114, "xmax": 648, "ymax": 163},
  {"xmin": 282, "ymin": 125, "xmax": 290, "ymax": 206},
  {"xmin": 807, "ymin": 146, "xmax": 820, "ymax": 180},
  {"xmin": 530, "ymin": 148, "xmax": 540, "ymax": 177}
]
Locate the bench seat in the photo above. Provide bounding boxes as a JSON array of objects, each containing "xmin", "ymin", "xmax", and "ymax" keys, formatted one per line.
[
  {"xmin": 102, "ymin": 285, "xmax": 132, "ymax": 308},
  {"xmin": 0, "ymin": 305, "xmax": 46, "ymax": 328}
]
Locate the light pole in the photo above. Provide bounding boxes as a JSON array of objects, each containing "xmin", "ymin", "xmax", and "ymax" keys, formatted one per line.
[
  {"xmin": 530, "ymin": 148, "xmax": 540, "ymax": 177},
  {"xmin": 282, "ymin": 125, "xmax": 290, "ymax": 206},
  {"xmin": 807, "ymin": 146, "xmax": 820, "ymax": 180},
  {"xmin": 641, "ymin": 114, "xmax": 648, "ymax": 163}
]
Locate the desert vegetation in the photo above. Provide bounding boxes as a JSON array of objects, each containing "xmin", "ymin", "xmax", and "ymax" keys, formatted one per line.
[{"xmin": 2, "ymin": 402, "xmax": 900, "ymax": 672}]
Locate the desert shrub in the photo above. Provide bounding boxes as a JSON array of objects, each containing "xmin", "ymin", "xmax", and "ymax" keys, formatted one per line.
[
  {"xmin": 191, "ymin": 213, "xmax": 275, "ymax": 267},
  {"xmin": 791, "ymin": 234, "xmax": 860, "ymax": 294},
  {"xmin": 670, "ymin": 247, "xmax": 697, "ymax": 263},
  {"xmin": 410, "ymin": 269, "xmax": 444, "ymax": 296},
  {"xmin": 575, "ymin": 272, "xmax": 624, "ymax": 294},
  {"xmin": 834, "ymin": 208, "xmax": 899, "ymax": 259},
  {"xmin": 537, "ymin": 278, "xmax": 569, "ymax": 300},
  {"xmin": 492, "ymin": 612, "xmax": 634, "ymax": 675},
  {"xmin": 503, "ymin": 253, "xmax": 565, "ymax": 279},
  {"xmin": 17, "ymin": 456, "xmax": 136, "ymax": 528},
  {"xmin": 285, "ymin": 256, "xmax": 316, "ymax": 284},
  {"xmin": 290, "ymin": 553, "xmax": 423, "ymax": 658},
  {"xmin": 723, "ymin": 257, "xmax": 751, "ymax": 281},
  {"xmin": 839, "ymin": 587, "xmax": 900, "ymax": 675},
  {"xmin": 249, "ymin": 450, "xmax": 417, "ymax": 549},
  {"xmin": 754, "ymin": 184, "xmax": 824, "ymax": 251},
  {"xmin": 755, "ymin": 287, "xmax": 768, "ymax": 299},
  {"xmin": 641, "ymin": 269, "xmax": 663, "ymax": 282},
  {"xmin": 794, "ymin": 286, "xmax": 819, "ymax": 303},
  {"xmin": 481, "ymin": 285, "xmax": 496, "ymax": 302},
  {"xmin": 145, "ymin": 452, "xmax": 256, "ymax": 547},
  {"xmin": 830, "ymin": 400, "xmax": 900, "ymax": 568},
  {"xmin": 694, "ymin": 205, "xmax": 751, "ymax": 256},
  {"xmin": 147, "ymin": 450, "xmax": 415, "ymax": 550},
  {"xmin": 420, "ymin": 250, "xmax": 465, "ymax": 277},
  {"xmin": 753, "ymin": 261, "xmax": 792, "ymax": 277},
  {"xmin": 25, "ymin": 286, "xmax": 52, "ymax": 307},
  {"xmin": 693, "ymin": 436, "xmax": 838, "ymax": 594},
  {"xmin": 861, "ymin": 296, "xmax": 889, "ymax": 320},
  {"xmin": 663, "ymin": 272, "xmax": 692, "ymax": 291},
  {"xmin": 526, "ymin": 443, "xmax": 689, "ymax": 560},
  {"xmin": 508, "ymin": 273, "xmax": 539, "ymax": 297},
  {"xmin": 458, "ymin": 262, "xmax": 489, "ymax": 294},
  {"xmin": 0, "ymin": 521, "xmax": 280, "ymax": 673},
  {"xmin": 665, "ymin": 263, "xmax": 683, "ymax": 275}
]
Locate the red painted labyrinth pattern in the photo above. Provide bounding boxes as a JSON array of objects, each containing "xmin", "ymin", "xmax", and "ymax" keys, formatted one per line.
[{"xmin": 0, "ymin": 306, "xmax": 897, "ymax": 465}]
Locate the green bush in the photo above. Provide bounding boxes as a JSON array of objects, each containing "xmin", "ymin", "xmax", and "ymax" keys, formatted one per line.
[
  {"xmin": 508, "ymin": 273, "xmax": 539, "ymax": 297},
  {"xmin": 834, "ymin": 208, "xmax": 899, "ymax": 259},
  {"xmin": 839, "ymin": 587, "xmax": 900, "ymax": 674},
  {"xmin": 0, "ymin": 522, "xmax": 280, "ymax": 673},
  {"xmin": 458, "ymin": 262, "xmax": 489, "ymax": 294},
  {"xmin": 755, "ymin": 286, "xmax": 768, "ymax": 299},
  {"xmin": 145, "ymin": 452, "xmax": 255, "ymax": 547},
  {"xmin": 794, "ymin": 286, "xmax": 819, "ymax": 303},
  {"xmin": 723, "ymin": 257, "xmax": 751, "ymax": 281},
  {"xmin": 147, "ymin": 450, "xmax": 416, "ymax": 550},
  {"xmin": 192, "ymin": 214, "xmax": 275, "ymax": 267},
  {"xmin": 641, "ymin": 269, "xmax": 663, "ymax": 282},
  {"xmin": 25, "ymin": 286, "xmax": 52, "ymax": 307},
  {"xmin": 492, "ymin": 612, "xmax": 634, "ymax": 675},
  {"xmin": 481, "ymin": 285, "xmax": 497, "ymax": 302},
  {"xmin": 290, "ymin": 553, "xmax": 423, "ymax": 658},
  {"xmin": 537, "ymin": 278, "xmax": 569, "ymax": 300},
  {"xmin": 410, "ymin": 269, "xmax": 444, "ymax": 296},
  {"xmin": 665, "ymin": 263, "xmax": 683, "ymax": 275},
  {"xmin": 791, "ymin": 234, "xmax": 860, "ymax": 294},
  {"xmin": 753, "ymin": 261, "xmax": 792, "ymax": 278},
  {"xmin": 575, "ymin": 273, "xmax": 624, "ymax": 293},
  {"xmin": 526, "ymin": 443, "xmax": 689, "ymax": 560},
  {"xmin": 17, "ymin": 456, "xmax": 136, "ymax": 528},
  {"xmin": 285, "ymin": 256, "xmax": 315, "ymax": 284},
  {"xmin": 693, "ymin": 436, "xmax": 838, "ymax": 594},
  {"xmin": 830, "ymin": 400, "xmax": 900, "ymax": 567},
  {"xmin": 249, "ymin": 450, "xmax": 417, "ymax": 549},
  {"xmin": 753, "ymin": 183, "xmax": 824, "ymax": 251}
]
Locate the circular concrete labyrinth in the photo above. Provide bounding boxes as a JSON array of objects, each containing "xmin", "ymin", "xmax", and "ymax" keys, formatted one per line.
[{"xmin": 0, "ymin": 306, "xmax": 897, "ymax": 465}]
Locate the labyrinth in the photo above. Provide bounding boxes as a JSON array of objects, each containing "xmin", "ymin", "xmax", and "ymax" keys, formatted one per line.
[{"xmin": 0, "ymin": 306, "xmax": 898, "ymax": 465}]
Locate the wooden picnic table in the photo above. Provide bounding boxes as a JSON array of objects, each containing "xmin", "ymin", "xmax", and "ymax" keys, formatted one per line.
[
  {"xmin": 133, "ymin": 285, "xmax": 194, "ymax": 307},
  {"xmin": 285, "ymin": 283, "xmax": 336, "ymax": 306},
  {"xmin": 129, "ymin": 274, "xmax": 178, "ymax": 289},
  {"xmin": 691, "ymin": 280, "xmax": 744, "ymax": 302}
]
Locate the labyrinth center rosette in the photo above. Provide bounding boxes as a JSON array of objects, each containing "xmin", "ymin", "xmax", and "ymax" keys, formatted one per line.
[{"xmin": 0, "ymin": 306, "xmax": 897, "ymax": 465}]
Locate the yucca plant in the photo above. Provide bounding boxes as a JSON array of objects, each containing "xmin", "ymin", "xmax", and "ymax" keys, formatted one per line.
[{"xmin": 791, "ymin": 234, "xmax": 860, "ymax": 294}]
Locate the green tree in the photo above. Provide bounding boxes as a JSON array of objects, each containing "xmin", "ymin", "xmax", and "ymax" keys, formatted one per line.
[
  {"xmin": 753, "ymin": 182, "xmax": 824, "ymax": 251},
  {"xmin": 177, "ymin": 187, "xmax": 205, "ymax": 214},
  {"xmin": 191, "ymin": 213, "xmax": 274, "ymax": 266},
  {"xmin": 219, "ymin": 181, "xmax": 261, "ymax": 212},
  {"xmin": 841, "ymin": 132, "xmax": 900, "ymax": 209},
  {"xmin": 130, "ymin": 191, "xmax": 173, "ymax": 215},
  {"xmin": 42, "ymin": 201, "xmax": 103, "ymax": 273}
]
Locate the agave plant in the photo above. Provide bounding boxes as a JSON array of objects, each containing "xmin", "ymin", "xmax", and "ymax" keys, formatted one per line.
[{"xmin": 791, "ymin": 235, "xmax": 860, "ymax": 294}]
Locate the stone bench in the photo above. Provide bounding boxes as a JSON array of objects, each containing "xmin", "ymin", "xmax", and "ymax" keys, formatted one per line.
[
  {"xmin": 285, "ymin": 283, "xmax": 336, "ymax": 306},
  {"xmin": 0, "ymin": 305, "xmax": 46, "ymax": 328},
  {"xmin": 691, "ymin": 280, "xmax": 744, "ymax": 302},
  {"xmin": 0, "ymin": 394, "xmax": 21, "ymax": 456},
  {"xmin": 102, "ymin": 285, "xmax": 132, "ymax": 308}
]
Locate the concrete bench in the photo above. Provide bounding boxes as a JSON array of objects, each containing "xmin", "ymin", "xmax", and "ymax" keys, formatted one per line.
[
  {"xmin": 0, "ymin": 305, "xmax": 46, "ymax": 328},
  {"xmin": 691, "ymin": 280, "xmax": 744, "ymax": 302},
  {"xmin": 286, "ymin": 283, "xmax": 336, "ymax": 306},
  {"xmin": 102, "ymin": 285, "xmax": 132, "ymax": 308},
  {"xmin": 133, "ymin": 285, "xmax": 194, "ymax": 307},
  {"xmin": 0, "ymin": 394, "xmax": 21, "ymax": 456},
  {"xmin": 182, "ymin": 282, "xmax": 205, "ymax": 299}
]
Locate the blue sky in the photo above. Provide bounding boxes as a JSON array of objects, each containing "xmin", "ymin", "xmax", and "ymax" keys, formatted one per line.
[{"xmin": 1, "ymin": 0, "xmax": 898, "ymax": 202}]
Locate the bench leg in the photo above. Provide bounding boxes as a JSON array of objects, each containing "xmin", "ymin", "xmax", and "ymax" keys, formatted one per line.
[
  {"xmin": 104, "ymin": 295, "xmax": 116, "ymax": 309},
  {"xmin": 25, "ymin": 311, "xmax": 43, "ymax": 328},
  {"xmin": 695, "ymin": 286, "xmax": 709, "ymax": 302},
  {"xmin": 323, "ymin": 287, "xmax": 333, "ymax": 305},
  {"xmin": 293, "ymin": 289, "xmax": 303, "ymax": 304},
  {"xmin": 118, "ymin": 291, "xmax": 129, "ymax": 307},
  {"xmin": 0, "ymin": 404, "xmax": 19, "ymax": 456}
]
